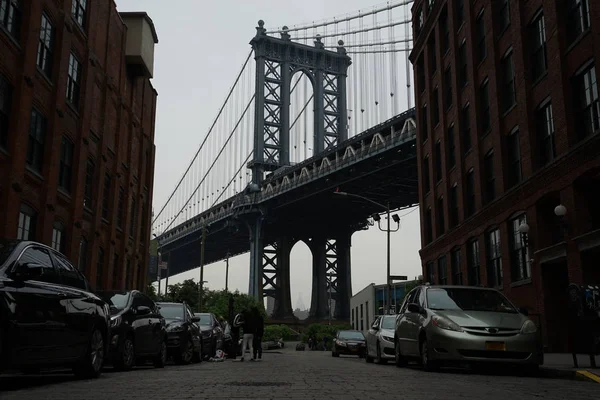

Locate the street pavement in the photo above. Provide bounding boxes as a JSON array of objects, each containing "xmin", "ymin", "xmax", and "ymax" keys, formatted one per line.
[{"xmin": 0, "ymin": 347, "xmax": 598, "ymax": 399}]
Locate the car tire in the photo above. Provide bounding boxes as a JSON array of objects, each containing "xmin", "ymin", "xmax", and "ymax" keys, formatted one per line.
[
  {"xmin": 394, "ymin": 338, "xmax": 407, "ymax": 368},
  {"xmin": 332, "ymin": 351, "xmax": 339, "ymax": 357},
  {"xmin": 365, "ymin": 345, "xmax": 374, "ymax": 363},
  {"xmin": 74, "ymin": 328, "xmax": 105, "ymax": 379},
  {"xmin": 376, "ymin": 342, "xmax": 387, "ymax": 364},
  {"xmin": 114, "ymin": 335, "xmax": 135, "ymax": 371},
  {"xmin": 153, "ymin": 340, "xmax": 167, "ymax": 368},
  {"xmin": 174, "ymin": 338, "xmax": 194, "ymax": 365},
  {"xmin": 420, "ymin": 338, "xmax": 438, "ymax": 372}
]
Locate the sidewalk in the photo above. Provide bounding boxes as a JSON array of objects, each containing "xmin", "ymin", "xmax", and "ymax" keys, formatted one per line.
[{"xmin": 541, "ymin": 353, "xmax": 600, "ymax": 383}]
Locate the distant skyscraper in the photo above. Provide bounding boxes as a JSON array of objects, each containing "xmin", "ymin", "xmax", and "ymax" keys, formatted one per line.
[
  {"xmin": 296, "ymin": 293, "xmax": 307, "ymax": 311},
  {"xmin": 266, "ymin": 296, "xmax": 275, "ymax": 316}
]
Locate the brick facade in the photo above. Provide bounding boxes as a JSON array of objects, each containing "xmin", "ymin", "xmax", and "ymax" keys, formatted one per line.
[
  {"xmin": 410, "ymin": 0, "xmax": 600, "ymax": 351},
  {"xmin": 0, "ymin": 0, "xmax": 158, "ymax": 292}
]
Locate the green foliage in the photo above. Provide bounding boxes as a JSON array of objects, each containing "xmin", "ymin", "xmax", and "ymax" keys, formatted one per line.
[
  {"xmin": 301, "ymin": 323, "xmax": 352, "ymax": 351},
  {"xmin": 263, "ymin": 324, "xmax": 294, "ymax": 342}
]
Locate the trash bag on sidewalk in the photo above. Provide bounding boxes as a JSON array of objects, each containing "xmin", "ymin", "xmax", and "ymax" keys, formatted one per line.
[{"xmin": 209, "ymin": 349, "xmax": 226, "ymax": 362}]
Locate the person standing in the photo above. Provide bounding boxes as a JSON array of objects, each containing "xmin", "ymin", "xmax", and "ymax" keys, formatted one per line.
[
  {"xmin": 252, "ymin": 307, "xmax": 264, "ymax": 360},
  {"xmin": 240, "ymin": 308, "xmax": 256, "ymax": 362}
]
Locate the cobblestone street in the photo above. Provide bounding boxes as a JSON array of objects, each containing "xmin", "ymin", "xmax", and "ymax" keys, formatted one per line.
[{"xmin": 1, "ymin": 348, "xmax": 598, "ymax": 399}]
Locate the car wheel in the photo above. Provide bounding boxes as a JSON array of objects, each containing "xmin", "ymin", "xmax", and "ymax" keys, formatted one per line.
[
  {"xmin": 114, "ymin": 336, "xmax": 135, "ymax": 371},
  {"xmin": 394, "ymin": 338, "xmax": 406, "ymax": 368},
  {"xmin": 376, "ymin": 342, "xmax": 387, "ymax": 364},
  {"xmin": 420, "ymin": 338, "xmax": 438, "ymax": 372},
  {"xmin": 74, "ymin": 328, "xmax": 105, "ymax": 379},
  {"xmin": 331, "ymin": 351, "xmax": 339, "ymax": 357},
  {"xmin": 365, "ymin": 344, "xmax": 374, "ymax": 363},
  {"xmin": 175, "ymin": 338, "xmax": 194, "ymax": 365},
  {"xmin": 153, "ymin": 340, "xmax": 167, "ymax": 368}
]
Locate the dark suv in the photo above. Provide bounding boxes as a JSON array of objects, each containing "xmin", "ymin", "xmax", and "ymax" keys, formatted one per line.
[
  {"xmin": 0, "ymin": 240, "xmax": 110, "ymax": 378},
  {"xmin": 157, "ymin": 302, "xmax": 202, "ymax": 364}
]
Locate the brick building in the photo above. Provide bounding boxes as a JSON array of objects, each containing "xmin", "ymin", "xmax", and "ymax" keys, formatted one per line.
[
  {"xmin": 410, "ymin": 0, "xmax": 600, "ymax": 351},
  {"xmin": 0, "ymin": 0, "xmax": 159, "ymax": 292}
]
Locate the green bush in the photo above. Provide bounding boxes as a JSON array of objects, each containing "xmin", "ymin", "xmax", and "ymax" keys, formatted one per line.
[
  {"xmin": 263, "ymin": 324, "xmax": 294, "ymax": 342},
  {"xmin": 300, "ymin": 323, "xmax": 352, "ymax": 351}
]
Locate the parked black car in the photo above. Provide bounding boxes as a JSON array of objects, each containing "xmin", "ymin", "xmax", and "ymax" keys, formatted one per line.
[
  {"xmin": 0, "ymin": 240, "xmax": 110, "ymax": 378},
  {"xmin": 156, "ymin": 302, "xmax": 202, "ymax": 364},
  {"xmin": 194, "ymin": 312, "xmax": 224, "ymax": 358},
  {"xmin": 332, "ymin": 330, "xmax": 367, "ymax": 358},
  {"xmin": 98, "ymin": 290, "xmax": 167, "ymax": 370}
]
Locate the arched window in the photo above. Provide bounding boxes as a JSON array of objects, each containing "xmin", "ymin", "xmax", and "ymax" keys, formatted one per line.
[{"xmin": 17, "ymin": 203, "xmax": 37, "ymax": 240}]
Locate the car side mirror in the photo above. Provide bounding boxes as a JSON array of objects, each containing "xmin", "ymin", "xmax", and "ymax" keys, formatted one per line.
[
  {"xmin": 137, "ymin": 306, "xmax": 151, "ymax": 315},
  {"xmin": 191, "ymin": 316, "xmax": 201, "ymax": 323},
  {"xmin": 371, "ymin": 324, "xmax": 379, "ymax": 330},
  {"xmin": 407, "ymin": 303, "xmax": 423, "ymax": 314},
  {"xmin": 518, "ymin": 307, "xmax": 529, "ymax": 316}
]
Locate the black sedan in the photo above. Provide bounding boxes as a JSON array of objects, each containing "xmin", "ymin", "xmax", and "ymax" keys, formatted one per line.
[
  {"xmin": 194, "ymin": 312, "xmax": 224, "ymax": 358},
  {"xmin": 332, "ymin": 330, "xmax": 367, "ymax": 358},
  {"xmin": 157, "ymin": 302, "xmax": 202, "ymax": 364},
  {"xmin": 98, "ymin": 290, "xmax": 167, "ymax": 370},
  {"xmin": 0, "ymin": 239, "xmax": 110, "ymax": 378}
]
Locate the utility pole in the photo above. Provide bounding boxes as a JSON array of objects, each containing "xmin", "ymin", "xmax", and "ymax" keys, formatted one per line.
[
  {"xmin": 386, "ymin": 201, "xmax": 391, "ymax": 315},
  {"xmin": 225, "ymin": 252, "xmax": 230, "ymax": 292},
  {"xmin": 198, "ymin": 227, "xmax": 207, "ymax": 312}
]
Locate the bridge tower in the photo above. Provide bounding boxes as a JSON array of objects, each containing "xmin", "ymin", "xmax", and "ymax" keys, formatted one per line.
[{"xmin": 246, "ymin": 21, "xmax": 354, "ymax": 320}]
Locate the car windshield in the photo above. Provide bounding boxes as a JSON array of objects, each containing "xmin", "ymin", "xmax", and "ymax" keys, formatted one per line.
[
  {"xmin": 427, "ymin": 288, "xmax": 517, "ymax": 313},
  {"xmin": 381, "ymin": 316, "xmax": 395, "ymax": 329},
  {"xmin": 99, "ymin": 292, "xmax": 130, "ymax": 310},
  {"xmin": 0, "ymin": 239, "xmax": 19, "ymax": 266},
  {"xmin": 195, "ymin": 313, "xmax": 213, "ymax": 326},
  {"xmin": 338, "ymin": 331, "xmax": 365, "ymax": 340},
  {"xmin": 158, "ymin": 304, "xmax": 184, "ymax": 320}
]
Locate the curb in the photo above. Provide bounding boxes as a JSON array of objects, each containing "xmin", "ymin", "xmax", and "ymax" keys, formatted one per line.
[{"xmin": 575, "ymin": 370, "xmax": 600, "ymax": 384}]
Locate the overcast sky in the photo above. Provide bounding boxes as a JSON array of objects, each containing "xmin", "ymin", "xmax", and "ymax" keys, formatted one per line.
[{"xmin": 116, "ymin": 0, "xmax": 422, "ymax": 309}]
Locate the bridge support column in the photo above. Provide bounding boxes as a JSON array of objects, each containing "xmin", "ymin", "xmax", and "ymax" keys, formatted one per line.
[
  {"xmin": 270, "ymin": 236, "xmax": 294, "ymax": 320},
  {"xmin": 334, "ymin": 231, "xmax": 352, "ymax": 320},
  {"xmin": 248, "ymin": 215, "xmax": 264, "ymax": 298},
  {"xmin": 309, "ymin": 236, "xmax": 329, "ymax": 320}
]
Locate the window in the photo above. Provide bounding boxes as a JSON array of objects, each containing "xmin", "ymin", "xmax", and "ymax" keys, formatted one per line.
[
  {"xmin": 0, "ymin": 0, "xmax": 21, "ymax": 39},
  {"xmin": 573, "ymin": 63, "xmax": 600, "ymax": 140},
  {"xmin": 71, "ymin": 0, "xmax": 87, "ymax": 28},
  {"xmin": 458, "ymin": 41, "xmax": 467, "ymax": 87},
  {"xmin": 84, "ymin": 159, "xmax": 95, "ymax": 209},
  {"xmin": 117, "ymin": 187, "xmax": 125, "ymax": 229},
  {"xmin": 486, "ymin": 228, "xmax": 502, "ymax": 287},
  {"xmin": 475, "ymin": 10, "xmax": 486, "ymax": 64},
  {"xmin": 426, "ymin": 261, "xmax": 434, "ymax": 284},
  {"xmin": 421, "ymin": 104, "xmax": 428, "ymax": 142},
  {"xmin": 37, "ymin": 13, "xmax": 54, "ymax": 77},
  {"xmin": 451, "ymin": 247, "xmax": 462, "ymax": 284},
  {"xmin": 467, "ymin": 239, "xmax": 480, "ymax": 286},
  {"xmin": 66, "ymin": 53, "xmax": 82, "ymax": 106},
  {"xmin": 438, "ymin": 256, "xmax": 447, "ymax": 285},
  {"xmin": 58, "ymin": 136, "xmax": 74, "ymax": 192},
  {"xmin": 432, "ymin": 88, "xmax": 440, "ymax": 126},
  {"xmin": 480, "ymin": 80, "xmax": 491, "ymax": 133},
  {"xmin": 415, "ymin": 7, "xmax": 423, "ymax": 36},
  {"xmin": 53, "ymin": 251, "xmax": 86, "ymax": 290},
  {"xmin": 449, "ymin": 183, "xmax": 459, "ymax": 228},
  {"xmin": 567, "ymin": 0, "xmax": 591, "ymax": 44},
  {"xmin": 537, "ymin": 102, "xmax": 556, "ymax": 166},
  {"xmin": 96, "ymin": 247, "xmax": 104, "ymax": 290},
  {"xmin": 444, "ymin": 65, "xmax": 453, "ymax": 110},
  {"xmin": 437, "ymin": 196, "xmax": 445, "ymax": 235},
  {"xmin": 417, "ymin": 56, "xmax": 425, "ymax": 93},
  {"xmin": 113, "ymin": 253, "xmax": 120, "ymax": 289},
  {"xmin": 434, "ymin": 140, "xmax": 442, "ymax": 182},
  {"xmin": 465, "ymin": 168, "xmax": 475, "ymax": 217},
  {"xmin": 501, "ymin": 52, "xmax": 516, "ymax": 112},
  {"xmin": 507, "ymin": 129, "xmax": 522, "ymax": 188},
  {"xmin": 51, "ymin": 222, "xmax": 64, "ymax": 253},
  {"xmin": 360, "ymin": 304, "xmax": 364, "ymax": 331},
  {"xmin": 440, "ymin": 8, "xmax": 449, "ymax": 53},
  {"xmin": 429, "ymin": 36, "xmax": 437, "ymax": 76},
  {"xmin": 461, "ymin": 105, "xmax": 471, "ymax": 152},
  {"xmin": 0, "ymin": 73, "xmax": 11, "ymax": 149},
  {"xmin": 422, "ymin": 155, "xmax": 431, "ymax": 194},
  {"xmin": 498, "ymin": 0, "xmax": 510, "ymax": 32},
  {"xmin": 17, "ymin": 247, "xmax": 57, "ymax": 283},
  {"xmin": 455, "ymin": 0, "xmax": 464, "ymax": 28},
  {"xmin": 17, "ymin": 204, "xmax": 36, "ymax": 240},
  {"xmin": 530, "ymin": 13, "xmax": 547, "ymax": 82},
  {"xmin": 425, "ymin": 207, "xmax": 433, "ymax": 244},
  {"xmin": 101, "ymin": 173, "xmax": 111, "ymax": 220},
  {"xmin": 130, "ymin": 198, "xmax": 137, "ymax": 238},
  {"xmin": 483, "ymin": 150, "xmax": 495, "ymax": 204},
  {"xmin": 27, "ymin": 108, "xmax": 46, "ymax": 172},
  {"xmin": 78, "ymin": 237, "xmax": 87, "ymax": 271},
  {"xmin": 447, "ymin": 125, "xmax": 455, "ymax": 168},
  {"xmin": 511, "ymin": 214, "xmax": 530, "ymax": 281}
]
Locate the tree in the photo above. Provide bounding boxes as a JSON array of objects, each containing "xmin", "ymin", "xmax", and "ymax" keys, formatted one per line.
[
  {"xmin": 146, "ymin": 284, "xmax": 159, "ymax": 302},
  {"xmin": 167, "ymin": 279, "xmax": 201, "ymax": 309}
]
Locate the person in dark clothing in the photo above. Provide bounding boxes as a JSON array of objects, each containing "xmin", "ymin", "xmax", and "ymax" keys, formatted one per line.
[
  {"xmin": 252, "ymin": 307, "xmax": 264, "ymax": 360},
  {"xmin": 240, "ymin": 308, "xmax": 256, "ymax": 361}
]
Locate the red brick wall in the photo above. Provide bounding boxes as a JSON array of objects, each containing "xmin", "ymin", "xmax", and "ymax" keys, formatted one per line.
[
  {"xmin": 0, "ymin": 0, "xmax": 157, "ymax": 292},
  {"xmin": 410, "ymin": 0, "xmax": 600, "ymax": 350}
]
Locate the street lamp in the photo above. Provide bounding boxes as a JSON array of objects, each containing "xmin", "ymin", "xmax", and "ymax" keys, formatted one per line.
[
  {"xmin": 334, "ymin": 191, "xmax": 401, "ymax": 315},
  {"xmin": 198, "ymin": 226, "xmax": 208, "ymax": 312}
]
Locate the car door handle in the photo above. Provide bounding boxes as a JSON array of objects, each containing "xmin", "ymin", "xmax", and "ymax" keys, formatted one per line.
[{"xmin": 58, "ymin": 292, "xmax": 68, "ymax": 297}]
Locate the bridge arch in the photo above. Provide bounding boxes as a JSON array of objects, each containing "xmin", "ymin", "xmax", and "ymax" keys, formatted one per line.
[
  {"xmin": 289, "ymin": 70, "xmax": 314, "ymax": 164},
  {"xmin": 287, "ymin": 238, "xmax": 313, "ymax": 320}
]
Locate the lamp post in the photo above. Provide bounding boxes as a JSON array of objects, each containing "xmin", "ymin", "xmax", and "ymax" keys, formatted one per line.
[
  {"xmin": 334, "ymin": 191, "xmax": 401, "ymax": 314},
  {"xmin": 152, "ymin": 233, "xmax": 163, "ymax": 296},
  {"xmin": 225, "ymin": 252, "xmax": 230, "ymax": 293},
  {"xmin": 198, "ymin": 226, "xmax": 208, "ymax": 312}
]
